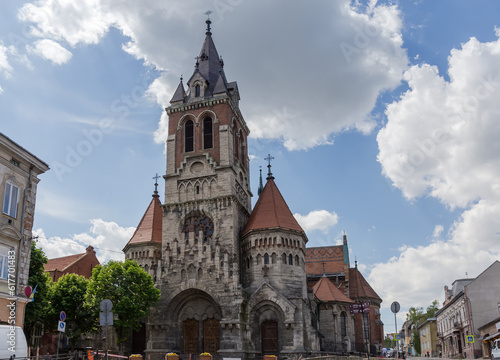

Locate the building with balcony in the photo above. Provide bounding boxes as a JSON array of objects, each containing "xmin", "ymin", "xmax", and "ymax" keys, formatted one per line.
[{"xmin": 436, "ymin": 279, "xmax": 474, "ymax": 358}]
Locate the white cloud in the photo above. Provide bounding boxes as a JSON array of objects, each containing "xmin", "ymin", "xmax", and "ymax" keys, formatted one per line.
[
  {"xmin": 373, "ymin": 32, "xmax": 500, "ymax": 312},
  {"xmin": 0, "ymin": 43, "xmax": 14, "ymax": 78},
  {"xmin": 34, "ymin": 219, "xmax": 135, "ymax": 263},
  {"xmin": 18, "ymin": 0, "xmax": 112, "ymax": 47},
  {"xmin": 13, "ymin": 0, "xmax": 408, "ymax": 151},
  {"xmin": 27, "ymin": 39, "xmax": 72, "ymax": 64},
  {"xmin": 294, "ymin": 210, "xmax": 339, "ymax": 234}
]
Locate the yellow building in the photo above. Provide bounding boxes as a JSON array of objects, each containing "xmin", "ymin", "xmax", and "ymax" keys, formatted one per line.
[{"xmin": 418, "ymin": 318, "xmax": 438, "ymax": 357}]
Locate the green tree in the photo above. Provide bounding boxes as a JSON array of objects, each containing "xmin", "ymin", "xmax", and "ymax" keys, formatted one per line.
[
  {"xmin": 425, "ymin": 300, "xmax": 439, "ymax": 319},
  {"xmin": 49, "ymin": 273, "xmax": 94, "ymax": 347},
  {"xmin": 24, "ymin": 241, "xmax": 52, "ymax": 345},
  {"xmin": 85, "ymin": 260, "xmax": 160, "ymax": 343}
]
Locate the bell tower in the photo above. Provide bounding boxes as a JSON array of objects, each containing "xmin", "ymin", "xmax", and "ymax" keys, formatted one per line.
[{"xmin": 148, "ymin": 17, "xmax": 252, "ymax": 357}]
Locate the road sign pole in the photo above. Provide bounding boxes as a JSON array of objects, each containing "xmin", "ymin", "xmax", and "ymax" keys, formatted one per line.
[
  {"xmin": 106, "ymin": 323, "xmax": 109, "ymax": 360},
  {"xmin": 394, "ymin": 312, "xmax": 398, "ymax": 359}
]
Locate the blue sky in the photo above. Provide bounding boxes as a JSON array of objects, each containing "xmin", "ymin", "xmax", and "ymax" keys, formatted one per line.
[{"xmin": 1, "ymin": 0, "xmax": 499, "ymax": 331}]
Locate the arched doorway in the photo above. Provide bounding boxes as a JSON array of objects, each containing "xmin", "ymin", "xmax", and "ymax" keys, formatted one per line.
[
  {"xmin": 166, "ymin": 289, "xmax": 221, "ymax": 354},
  {"xmin": 261, "ymin": 320, "xmax": 279, "ymax": 354}
]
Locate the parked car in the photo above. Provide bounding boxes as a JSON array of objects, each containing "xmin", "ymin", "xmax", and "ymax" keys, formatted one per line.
[{"xmin": 492, "ymin": 339, "xmax": 500, "ymax": 360}]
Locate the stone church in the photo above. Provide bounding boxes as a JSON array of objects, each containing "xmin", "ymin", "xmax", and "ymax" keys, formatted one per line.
[{"xmin": 123, "ymin": 18, "xmax": 383, "ymax": 359}]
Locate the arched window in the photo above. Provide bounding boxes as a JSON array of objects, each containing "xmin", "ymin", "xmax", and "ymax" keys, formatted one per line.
[
  {"xmin": 195, "ymin": 84, "xmax": 200, "ymax": 97},
  {"xmin": 295, "ymin": 255, "xmax": 299, "ymax": 266},
  {"xmin": 341, "ymin": 312, "xmax": 347, "ymax": 337},
  {"xmin": 288, "ymin": 254, "xmax": 293, "ymax": 265},
  {"xmin": 185, "ymin": 120, "xmax": 194, "ymax": 152},
  {"xmin": 203, "ymin": 117, "xmax": 213, "ymax": 149},
  {"xmin": 264, "ymin": 253, "xmax": 269, "ymax": 265},
  {"xmin": 282, "ymin": 253, "xmax": 287, "ymax": 264}
]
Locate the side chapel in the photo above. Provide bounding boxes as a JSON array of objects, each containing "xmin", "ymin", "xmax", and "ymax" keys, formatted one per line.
[{"xmin": 123, "ymin": 18, "xmax": 383, "ymax": 360}]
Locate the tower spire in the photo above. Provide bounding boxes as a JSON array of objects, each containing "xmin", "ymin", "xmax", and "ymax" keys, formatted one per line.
[{"xmin": 258, "ymin": 167, "xmax": 264, "ymax": 196}]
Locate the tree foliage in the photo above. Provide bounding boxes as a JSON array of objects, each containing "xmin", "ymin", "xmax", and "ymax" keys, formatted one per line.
[
  {"xmin": 49, "ymin": 273, "xmax": 94, "ymax": 346},
  {"xmin": 85, "ymin": 260, "xmax": 160, "ymax": 343},
  {"xmin": 24, "ymin": 241, "xmax": 52, "ymax": 343},
  {"xmin": 405, "ymin": 300, "xmax": 440, "ymax": 355}
]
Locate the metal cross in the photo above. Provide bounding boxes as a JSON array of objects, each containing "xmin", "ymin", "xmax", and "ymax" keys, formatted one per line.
[
  {"xmin": 153, "ymin": 173, "xmax": 160, "ymax": 195},
  {"xmin": 264, "ymin": 154, "xmax": 274, "ymax": 167},
  {"xmin": 204, "ymin": 10, "xmax": 213, "ymax": 19}
]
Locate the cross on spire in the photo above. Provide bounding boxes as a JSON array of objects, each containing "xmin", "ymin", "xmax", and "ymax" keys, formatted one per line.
[
  {"xmin": 152, "ymin": 173, "xmax": 161, "ymax": 196},
  {"xmin": 264, "ymin": 154, "xmax": 275, "ymax": 180},
  {"xmin": 204, "ymin": 10, "xmax": 212, "ymax": 35}
]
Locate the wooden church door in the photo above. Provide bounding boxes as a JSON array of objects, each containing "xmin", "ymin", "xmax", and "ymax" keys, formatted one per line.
[
  {"xmin": 261, "ymin": 320, "xmax": 279, "ymax": 354},
  {"xmin": 183, "ymin": 319, "xmax": 199, "ymax": 354},
  {"xmin": 203, "ymin": 318, "xmax": 220, "ymax": 353}
]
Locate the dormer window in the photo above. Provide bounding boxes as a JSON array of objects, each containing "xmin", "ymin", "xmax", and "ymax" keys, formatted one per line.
[{"xmin": 195, "ymin": 85, "xmax": 201, "ymax": 98}]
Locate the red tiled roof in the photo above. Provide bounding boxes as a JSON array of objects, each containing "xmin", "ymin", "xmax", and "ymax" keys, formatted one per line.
[
  {"xmin": 44, "ymin": 253, "xmax": 85, "ymax": 272},
  {"xmin": 125, "ymin": 195, "xmax": 163, "ymax": 248},
  {"xmin": 313, "ymin": 276, "xmax": 354, "ymax": 303},
  {"xmin": 349, "ymin": 267, "xmax": 382, "ymax": 302},
  {"xmin": 305, "ymin": 246, "xmax": 345, "ymax": 275},
  {"xmin": 242, "ymin": 178, "xmax": 304, "ymax": 236}
]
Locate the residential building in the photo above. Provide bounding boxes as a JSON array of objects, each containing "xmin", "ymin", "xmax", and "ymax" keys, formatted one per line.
[
  {"xmin": 478, "ymin": 317, "xmax": 500, "ymax": 359},
  {"xmin": 436, "ymin": 279, "xmax": 474, "ymax": 358},
  {"xmin": 464, "ymin": 260, "xmax": 500, "ymax": 358},
  {"xmin": 44, "ymin": 245, "xmax": 100, "ymax": 281},
  {"xmin": 0, "ymin": 133, "xmax": 49, "ymax": 326},
  {"xmin": 418, "ymin": 318, "xmax": 438, "ymax": 357}
]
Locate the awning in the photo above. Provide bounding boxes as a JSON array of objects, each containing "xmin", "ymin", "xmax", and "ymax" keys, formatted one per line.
[{"xmin": 483, "ymin": 332, "xmax": 500, "ymax": 342}]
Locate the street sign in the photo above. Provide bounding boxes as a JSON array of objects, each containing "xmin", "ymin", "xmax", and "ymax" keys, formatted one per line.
[
  {"xmin": 100, "ymin": 312, "xmax": 113, "ymax": 326},
  {"xmin": 58, "ymin": 321, "xmax": 66, "ymax": 332},
  {"xmin": 391, "ymin": 301, "xmax": 400, "ymax": 314},
  {"xmin": 466, "ymin": 335, "xmax": 474, "ymax": 343},
  {"xmin": 60, "ymin": 311, "xmax": 66, "ymax": 321},
  {"xmin": 100, "ymin": 299, "xmax": 113, "ymax": 313}
]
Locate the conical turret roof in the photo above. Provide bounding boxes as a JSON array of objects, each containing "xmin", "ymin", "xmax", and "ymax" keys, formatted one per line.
[
  {"xmin": 242, "ymin": 177, "xmax": 305, "ymax": 236},
  {"xmin": 123, "ymin": 195, "xmax": 162, "ymax": 251}
]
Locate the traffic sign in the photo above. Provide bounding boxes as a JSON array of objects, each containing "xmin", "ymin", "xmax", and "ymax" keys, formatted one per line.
[
  {"xmin": 58, "ymin": 321, "xmax": 66, "ymax": 332},
  {"xmin": 60, "ymin": 311, "xmax": 66, "ymax": 321},
  {"xmin": 100, "ymin": 299, "xmax": 113, "ymax": 313},
  {"xmin": 466, "ymin": 335, "xmax": 474, "ymax": 343},
  {"xmin": 391, "ymin": 301, "xmax": 400, "ymax": 314},
  {"xmin": 100, "ymin": 312, "xmax": 114, "ymax": 326}
]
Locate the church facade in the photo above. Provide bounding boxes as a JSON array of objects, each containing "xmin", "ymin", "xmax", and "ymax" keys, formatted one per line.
[{"xmin": 123, "ymin": 19, "xmax": 383, "ymax": 359}]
